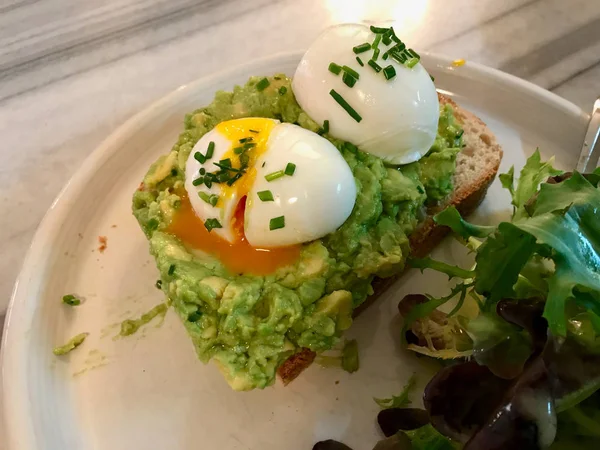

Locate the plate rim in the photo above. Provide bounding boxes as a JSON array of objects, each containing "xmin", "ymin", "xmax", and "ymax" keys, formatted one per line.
[{"xmin": 1, "ymin": 50, "xmax": 589, "ymax": 449}]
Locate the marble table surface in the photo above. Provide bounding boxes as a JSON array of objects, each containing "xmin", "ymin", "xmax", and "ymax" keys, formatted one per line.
[{"xmin": 1, "ymin": 0, "xmax": 600, "ymax": 447}]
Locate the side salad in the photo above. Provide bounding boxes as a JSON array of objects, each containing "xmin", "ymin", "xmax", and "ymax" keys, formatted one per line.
[{"xmin": 314, "ymin": 152, "xmax": 600, "ymax": 450}]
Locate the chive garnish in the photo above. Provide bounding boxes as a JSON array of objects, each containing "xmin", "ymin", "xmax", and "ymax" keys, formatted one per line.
[
  {"xmin": 265, "ymin": 170, "xmax": 285, "ymax": 182},
  {"xmin": 372, "ymin": 34, "xmax": 382, "ymax": 49},
  {"xmin": 328, "ymin": 62, "xmax": 342, "ymax": 75},
  {"xmin": 269, "ymin": 216, "xmax": 285, "ymax": 230},
  {"xmin": 188, "ymin": 311, "xmax": 202, "ymax": 322},
  {"xmin": 192, "ymin": 177, "xmax": 204, "ymax": 186},
  {"xmin": 322, "ymin": 119, "xmax": 330, "ymax": 134},
  {"xmin": 430, "ymin": 75, "xmax": 435, "ymax": 82},
  {"xmin": 199, "ymin": 168, "xmax": 206, "ymax": 175},
  {"xmin": 370, "ymin": 25, "xmax": 388, "ymax": 33},
  {"xmin": 206, "ymin": 141, "xmax": 215, "ymax": 159},
  {"xmin": 383, "ymin": 65, "xmax": 396, "ymax": 80},
  {"xmin": 239, "ymin": 137, "xmax": 252, "ymax": 143},
  {"xmin": 342, "ymin": 65, "xmax": 360, "ymax": 79},
  {"xmin": 406, "ymin": 57, "xmax": 419, "ymax": 68},
  {"xmin": 227, "ymin": 173, "xmax": 243, "ymax": 186},
  {"xmin": 171, "ymin": 168, "xmax": 178, "ymax": 177},
  {"xmin": 382, "ymin": 32, "xmax": 392, "ymax": 46},
  {"xmin": 408, "ymin": 48, "xmax": 420, "ymax": 58},
  {"xmin": 344, "ymin": 142, "xmax": 359, "ymax": 154},
  {"xmin": 353, "ymin": 42, "xmax": 371, "ymax": 54},
  {"xmin": 372, "ymin": 48, "xmax": 380, "ymax": 60},
  {"xmin": 62, "ymin": 295, "xmax": 81, "ymax": 306},
  {"xmin": 356, "ymin": 56, "xmax": 364, "ymax": 67},
  {"xmin": 249, "ymin": 129, "xmax": 259, "ymax": 133},
  {"xmin": 198, "ymin": 192, "xmax": 219, "ymax": 206},
  {"xmin": 261, "ymin": 161, "xmax": 266, "ymax": 167},
  {"xmin": 204, "ymin": 218, "xmax": 222, "ymax": 232},
  {"xmin": 342, "ymin": 72, "xmax": 357, "ymax": 88},
  {"xmin": 233, "ymin": 147, "xmax": 243, "ymax": 154},
  {"xmin": 279, "ymin": 86, "xmax": 287, "ymax": 95},
  {"xmin": 368, "ymin": 59, "xmax": 382, "ymax": 73},
  {"xmin": 204, "ymin": 179, "xmax": 212, "ymax": 188},
  {"xmin": 256, "ymin": 78, "xmax": 270, "ymax": 91},
  {"xmin": 194, "ymin": 152, "xmax": 206, "ymax": 164},
  {"xmin": 155, "ymin": 280, "xmax": 162, "ymax": 289},
  {"xmin": 243, "ymin": 142, "xmax": 256, "ymax": 149},
  {"xmin": 168, "ymin": 264, "xmax": 175, "ymax": 275},
  {"xmin": 257, "ymin": 190, "xmax": 274, "ymax": 202},
  {"xmin": 329, "ymin": 89, "xmax": 362, "ymax": 122},
  {"xmin": 285, "ymin": 162, "xmax": 296, "ymax": 176}
]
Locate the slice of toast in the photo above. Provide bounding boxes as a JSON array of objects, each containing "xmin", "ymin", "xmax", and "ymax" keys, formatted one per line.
[{"xmin": 277, "ymin": 94, "xmax": 503, "ymax": 385}]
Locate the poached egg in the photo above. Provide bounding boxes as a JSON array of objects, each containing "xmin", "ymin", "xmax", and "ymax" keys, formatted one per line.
[
  {"xmin": 174, "ymin": 117, "xmax": 356, "ymax": 274},
  {"xmin": 293, "ymin": 23, "xmax": 439, "ymax": 165}
]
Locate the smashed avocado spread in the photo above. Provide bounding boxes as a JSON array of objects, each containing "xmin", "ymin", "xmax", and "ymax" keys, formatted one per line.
[{"xmin": 132, "ymin": 75, "xmax": 463, "ymax": 390}]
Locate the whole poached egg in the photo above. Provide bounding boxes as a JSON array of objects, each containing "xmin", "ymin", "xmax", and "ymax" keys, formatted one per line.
[
  {"xmin": 179, "ymin": 117, "xmax": 356, "ymax": 274},
  {"xmin": 293, "ymin": 23, "xmax": 439, "ymax": 164}
]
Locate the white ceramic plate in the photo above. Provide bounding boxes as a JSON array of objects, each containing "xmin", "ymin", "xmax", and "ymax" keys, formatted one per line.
[{"xmin": 1, "ymin": 52, "xmax": 590, "ymax": 450}]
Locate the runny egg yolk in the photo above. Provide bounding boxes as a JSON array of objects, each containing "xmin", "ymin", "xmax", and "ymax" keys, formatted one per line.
[{"xmin": 168, "ymin": 118, "xmax": 301, "ymax": 275}]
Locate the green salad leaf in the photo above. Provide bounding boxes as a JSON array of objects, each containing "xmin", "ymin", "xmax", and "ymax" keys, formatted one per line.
[
  {"xmin": 433, "ymin": 206, "xmax": 495, "ymax": 239},
  {"xmin": 507, "ymin": 149, "xmax": 563, "ymax": 220},
  {"xmin": 374, "ymin": 374, "xmax": 417, "ymax": 409}
]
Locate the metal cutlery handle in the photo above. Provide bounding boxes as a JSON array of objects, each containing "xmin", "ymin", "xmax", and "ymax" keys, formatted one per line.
[{"xmin": 577, "ymin": 97, "xmax": 600, "ymax": 172}]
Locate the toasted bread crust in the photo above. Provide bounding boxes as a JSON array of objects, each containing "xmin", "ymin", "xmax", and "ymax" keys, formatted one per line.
[{"xmin": 278, "ymin": 94, "xmax": 503, "ymax": 385}]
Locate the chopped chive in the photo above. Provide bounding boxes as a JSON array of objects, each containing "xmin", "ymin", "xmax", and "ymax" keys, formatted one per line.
[
  {"xmin": 256, "ymin": 77, "xmax": 270, "ymax": 91},
  {"xmin": 233, "ymin": 147, "xmax": 243, "ymax": 154},
  {"xmin": 243, "ymin": 142, "xmax": 256, "ymax": 149},
  {"xmin": 265, "ymin": 170, "xmax": 285, "ymax": 182},
  {"xmin": 192, "ymin": 177, "xmax": 204, "ymax": 186},
  {"xmin": 194, "ymin": 152, "xmax": 206, "ymax": 164},
  {"xmin": 406, "ymin": 57, "xmax": 419, "ymax": 68},
  {"xmin": 199, "ymin": 168, "xmax": 206, "ymax": 175},
  {"xmin": 171, "ymin": 168, "xmax": 178, "ymax": 176},
  {"xmin": 204, "ymin": 178, "xmax": 212, "ymax": 188},
  {"xmin": 382, "ymin": 33, "xmax": 392, "ymax": 46},
  {"xmin": 219, "ymin": 158, "xmax": 231, "ymax": 168},
  {"xmin": 257, "ymin": 190, "xmax": 274, "ymax": 202},
  {"xmin": 198, "ymin": 191, "xmax": 211, "ymax": 203},
  {"xmin": 188, "ymin": 311, "xmax": 202, "ymax": 322},
  {"xmin": 342, "ymin": 65, "xmax": 360, "ymax": 79},
  {"xmin": 322, "ymin": 119, "xmax": 330, "ymax": 134},
  {"xmin": 198, "ymin": 192, "xmax": 219, "ymax": 206},
  {"xmin": 456, "ymin": 129, "xmax": 465, "ymax": 139},
  {"xmin": 372, "ymin": 48, "xmax": 380, "ymax": 60},
  {"xmin": 239, "ymin": 137, "xmax": 252, "ymax": 143},
  {"xmin": 249, "ymin": 129, "xmax": 259, "ymax": 133},
  {"xmin": 430, "ymin": 75, "xmax": 435, "ymax": 82},
  {"xmin": 168, "ymin": 264, "xmax": 175, "ymax": 276},
  {"xmin": 372, "ymin": 34, "xmax": 382, "ymax": 49},
  {"xmin": 329, "ymin": 89, "xmax": 362, "ymax": 123},
  {"xmin": 261, "ymin": 161, "xmax": 266, "ymax": 167},
  {"xmin": 356, "ymin": 56, "xmax": 364, "ymax": 67},
  {"xmin": 206, "ymin": 141, "xmax": 215, "ymax": 159},
  {"xmin": 342, "ymin": 72, "xmax": 357, "ymax": 88},
  {"xmin": 269, "ymin": 216, "xmax": 285, "ymax": 230},
  {"xmin": 408, "ymin": 48, "xmax": 420, "ymax": 58},
  {"xmin": 353, "ymin": 42, "xmax": 371, "ymax": 54},
  {"xmin": 344, "ymin": 142, "xmax": 358, "ymax": 154},
  {"xmin": 240, "ymin": 153, "xmax": 250, "ymax": 166},
  {"xmin": 155, "ymin": 280, "xmax": 162, "ymax": 289},
  {"xmin": 218, "ymin": 172, "xmax": 231, "ymax": 182},
  {"xmin": 382, "ymin": 52, "xmax": 388, "ymax": 60},
  {"xmin": 62, "ymin": 295, "xmax": 81, "ymax": 306},
  {"xmin": 328, "ymin": 62, "xmax": 342, "ymax": 75},
  {"xmin": 285, "ymin": 162, "xmax": 296, "ymax": 176},
  {"xmin": 370, "ymin": 25, "xmax": 389, "ymax": 34},
  {"xmin": 227, "ymin": 173, "xmax": 243, "ymax": 186},
  {"xmin": 368, "ymin": 59, "xmax": 382, "ymax": 73},
  {"xmin": 204, "ymin": 218, "xmax": 222, "ymax": 232},
  {"xmin": 279, "ymin": 86, "xmax": 287, "ymax": 95},
  {"xmin": 383, "ymin": 65, "xmax": 396, "ymax": 80},
  {"xmin": 273, "ymin": 76, "xmax": 281, "ymax": 80},
  {"xmin": 390, "ymin": 51, "xmax": 406, "ymax": 65}
]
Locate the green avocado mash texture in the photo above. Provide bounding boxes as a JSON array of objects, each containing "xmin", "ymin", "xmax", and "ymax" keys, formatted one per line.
[{"xmin": 132, "ymin": 74, "xmax": 463, "ymax": 390}]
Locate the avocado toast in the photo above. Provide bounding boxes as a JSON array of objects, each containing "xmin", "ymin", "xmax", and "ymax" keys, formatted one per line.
[{"xmin": 132, "ymin": 72, "xmax": 502, "ymax": 390}]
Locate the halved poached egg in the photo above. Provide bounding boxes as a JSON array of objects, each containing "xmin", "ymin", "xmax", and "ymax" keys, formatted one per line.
[{"xmin": 179, "ymin": 117, "xmax": 356, "ymax": 273}]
